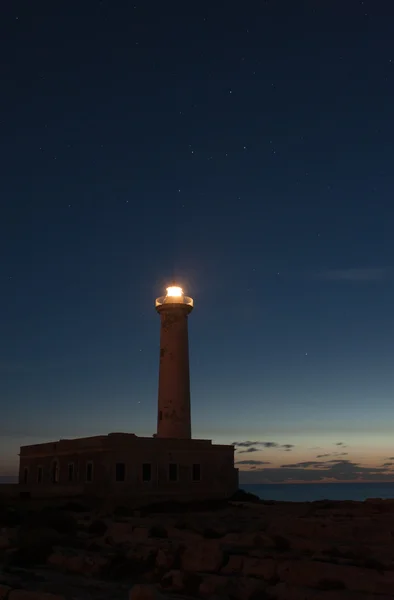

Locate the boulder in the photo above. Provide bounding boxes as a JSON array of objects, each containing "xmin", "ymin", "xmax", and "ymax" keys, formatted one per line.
[
  {"xmin": 8, "ymin": 593, "xmax": 64, "ymax": 600},
  {"xmin": 160, "ymin": 569, "xmax": 185, "ymax": 592},
  {"xmin": 278, "ymin": 559, "xmax": 394, "ymax": 595},
  {"xmin": 268, "ymin": 582, "xmax": 394, "ymax": 599},
  {"xmin": 232, "ymin": 576, "xmax": 270, "ymax": 600},
  {"xmin": 160, "ymin": 569, "xmax": 202, "ymax": 595},
  {"xmin": 129, "ymin": 585, "xmax": 165, "ymax": 600},
  {"xmin": 198, "ymin": 574, "xmax": 231, "ymax": 597},
  {"xmin": 105, "ymin": 521, "xmax": 134, "ymax": 544},
  {"xmin": 0, "ymin": 585, "xmax": 11, "ymax": 600},
  {"xmin": 47, "ymin": 548, "xmax": 109, "ymax": 576},
  {"xmin": 181, "ymin": 540, "xmax": 224, "ymax": 572},
  {"xmin": 126, "ymin": 543, "xmax": 158, "ymax": 566},
  {"xmin": 155, "ymin": 546, "xmax": 179, "ymax": 570},
  {"xmin": 221, "ymin": 554, "xmax": 244, "ymax": 574},
  {"xmin": 133, "ymin": 527, "xmax": 150, "ymax": 540},
  {"xmin": 242, "ymin": 556, "xmax": 277, "ymax": 581}
]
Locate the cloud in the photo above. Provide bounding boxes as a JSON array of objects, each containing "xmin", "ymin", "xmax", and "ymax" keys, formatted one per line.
[
  {"xmin": 335, "ymin": 442, "xmax": 346, "ymax": 446},
  {"xmin": 318, "ymin": 268, "xmax": 390, "ymax": 282},
  {"xmin": 282, "ymin": 444, "xmax": 295, "ymax": 451},
  {"xmin": 317, "ymin": 451, "xmax": 348, "ymax": 458},
  {"xmin": 238, "ymin": 458, "xmax": 394, "ymax": 484},
  {"xmin": 233, "ymin": 441, "xmax": 294, "ymax": 453},
  {"xmin": 382, "ymin": 462, "xmax": 394, "ymax": 467},
  {"xmin": 281, "ymin": 461, "xmax": 327, "ymax": 469},
  {"xmin": 236, "ymin": 460, "xmax": 271, "ymax": 466}
]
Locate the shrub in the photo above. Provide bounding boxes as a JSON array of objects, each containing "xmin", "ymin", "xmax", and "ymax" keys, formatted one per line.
[
  {"xmin": 271, "ymin": 534, "xmax": 291, "ymax": 552},
  {"xmin": 202, "ymin": 528, "xmax": 224, "ymax": 539},
  {"xmin": 317, "ymin": 578, "xmax": 346, "ymax": 590},
  {"xmin": 21, "ymin": 508, "xmax": 77, "ymax": 535},
  {"xmin": 87, "ymin": 519, "xmax": 108, "ymax": 536},
  {"xmin": 230, "ymin": 489, "xmax": 262, "ymax": 503},
  {"xmin": 0, "ymin": 507, "xmax": 24, "ymax": 527},
  {"xmin": 113, "ymin": 505, "xmax": 134, "ymax": 517},
  {"xmin": 7, "ymin": 528, "xmax": 59, "ymax": 567},
  {"xmin": 102, "ymin": 550, "xmax": 156, "ymax": 580},
  {"xmin": 148, "ymin": 525, "xmax": 168, "ymax": 538},
  {"xmin": 60, "ymin": 501, "xmax": 90, "ymax": 513}
]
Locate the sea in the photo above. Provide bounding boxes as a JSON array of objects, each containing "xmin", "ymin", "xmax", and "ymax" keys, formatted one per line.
[
  {"xmin": 2, "ymin": 477, "xmax": 394, "ymax": 503},
  {"xmin": 243, "ymin": 482, "xmax": 394, "ymax": 503}
]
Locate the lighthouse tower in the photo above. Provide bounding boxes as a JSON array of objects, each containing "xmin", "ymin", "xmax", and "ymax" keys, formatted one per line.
[{"xmin": 155, "ymin": 285, "xmax": 194, "ymax": 439}]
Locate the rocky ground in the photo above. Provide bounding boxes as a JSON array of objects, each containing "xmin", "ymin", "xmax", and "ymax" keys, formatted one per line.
[{"xmin": 1, "ymin": 491, "xmax": 394, "ymax": 600}]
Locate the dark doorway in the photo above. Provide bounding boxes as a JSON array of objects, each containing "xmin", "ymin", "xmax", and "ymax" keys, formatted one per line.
[
  {"xmin": 142, "ymin": 463, "xmax": 152, "ymax": 482},
  {"xmin": 115, "ymin": 462, "xmax": 126, "ymax": 482},
  {"xmin": 168, "ymin": 463, "xmax": 178, "ymax": 481}
]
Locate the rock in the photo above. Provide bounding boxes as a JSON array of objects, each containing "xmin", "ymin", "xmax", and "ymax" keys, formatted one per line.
[
  {"xmin": 181, "ymin": 540, "xmax": 224, "ymax": 572},
  {"xmin": 87, "ymin": 519, "xmax": 108, "ymax": 536},
  {"xmin": 132, "ymin": 527, "xmax": 150, "ymax": 540},
  {"xmin": 221, "ymin": 554, "xmax": 244, "ymax": 574},
  {"xmin": 160, "ymin": 569, "xmax": 185, "ymax": 592},
  {"xmin": 126, "ymin": 543, "xmax": 158, "ymax": 570},
  {"xmin": 232, "ymin": 576, "xmax": 270, "ymax": 600},
  {"xmin": 47, "ymin": 548, "xmax": 109, "ymax": 576},
  {"xmin": 155, "ymin": 546, "xmax": 178, "ymax": 570},
  {"xmin": 0, "ymin": 585, "xmax": 11, "ymax": 600},
  {"xmin": 6, "ymin": 528, "xmax": 60, "ymax": 567},
  {"xmin": 160, "ymin": 569, "xmax": 202, "ymax": 595},
  {"xmin": 0, "ymin": 534, "xmax": 10, "ymax": 549},
  {"xmin": 148, "ymin": 525, "xmax": 168, "ymax": 539},
  {"xmin": 278, "ymin": 559, "xmax": 394, "ymax": 595},
  {"xmin": 220, "ymin": 531, "xmax": 272, "ymax": 553},
  {"xmin": 8, "ymin": 593, "xmax": 64, "ymax": 600},
  {"xmin": 242, "ymin": 556, "xmax": 277, "ymax": 581},
  {"xmin": 166, "ymin": 526, "xmax": 201, "ymax": 543},
  {"xmin": 268, "ymin": 582, "xmax": 394, "ymax": 599},
  {"xmin": 129, "ymin": 585, "xmax": 165, "ymax": 600},
  {"xmin": 105, "ymin": 521, "xmax": 134, "ymax": 544},
  {"xmin": 198, "ymin": 574, "xmax": 231, "ymax": 597}
]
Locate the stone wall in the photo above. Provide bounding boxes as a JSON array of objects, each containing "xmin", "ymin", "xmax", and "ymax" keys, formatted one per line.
[{"xmin": 17, "ymin": 435, "xmax": 238, "ymax": 500}]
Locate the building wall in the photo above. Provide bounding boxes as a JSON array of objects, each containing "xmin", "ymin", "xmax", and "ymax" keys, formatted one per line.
[{"xmin": 18, "ymin": 435, "xmax": 238, "ymax": 499}]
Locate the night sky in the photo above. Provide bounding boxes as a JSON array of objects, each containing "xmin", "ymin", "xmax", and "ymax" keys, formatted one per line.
[{"xmin": 1, "ymin": 1, "xmax": 394, "ymax": 484}]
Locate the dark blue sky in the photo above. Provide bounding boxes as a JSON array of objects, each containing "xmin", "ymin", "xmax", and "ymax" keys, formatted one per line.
[{"xmin": 1, "ymin": 0, "xmax": 394, "ymax": 482}]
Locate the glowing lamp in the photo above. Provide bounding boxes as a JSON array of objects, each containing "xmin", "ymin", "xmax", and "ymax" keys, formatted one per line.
[
  {"xmin": 166, "ymin": 286, "xmax": 183, "ymax": 298},
  {"xmin": 155, "ymin": 284, "xmax": 194, "ymax": 309}
]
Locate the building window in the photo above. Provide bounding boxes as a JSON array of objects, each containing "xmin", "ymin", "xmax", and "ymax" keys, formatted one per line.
[
  {"xmin": 168, "ymin": 463, "xmax": 178, "ymax": 482},
  {"xmin": 192, "ymin": 464, "xmax": 201, "ymax": 482},
  {"xmin": 115, "ymin": 462, "xmax": 126, "ymax": 482},
  {"xmin": 142, "ymin": 463, "xmax": 151, "ymax": 482},
  {"xmin": 37, "ymin": 466, "xmax": 43, "ymax": 484},
  {"xmin": 51, "ymin": 460, "xmax": 59, "ymax": 484},
  {"xmin": 23, "ymin": 467, "xmax": 28, "ymax": 484},
  {"xmin": 68, "ymin": 463, "xmax": 75, "ymax": 482},
  {"xmin": 86, "ymin": 462, "xmax": 93, "ymax": 482}
]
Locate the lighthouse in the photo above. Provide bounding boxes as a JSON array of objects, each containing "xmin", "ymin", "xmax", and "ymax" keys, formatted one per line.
[
  {"xmin": 17, "ymin": 282, "xmax": 238, "ymax": 499},
  {"xmin": 155, "ymin": 285, "xmax": 194, "ymax": 439}
]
